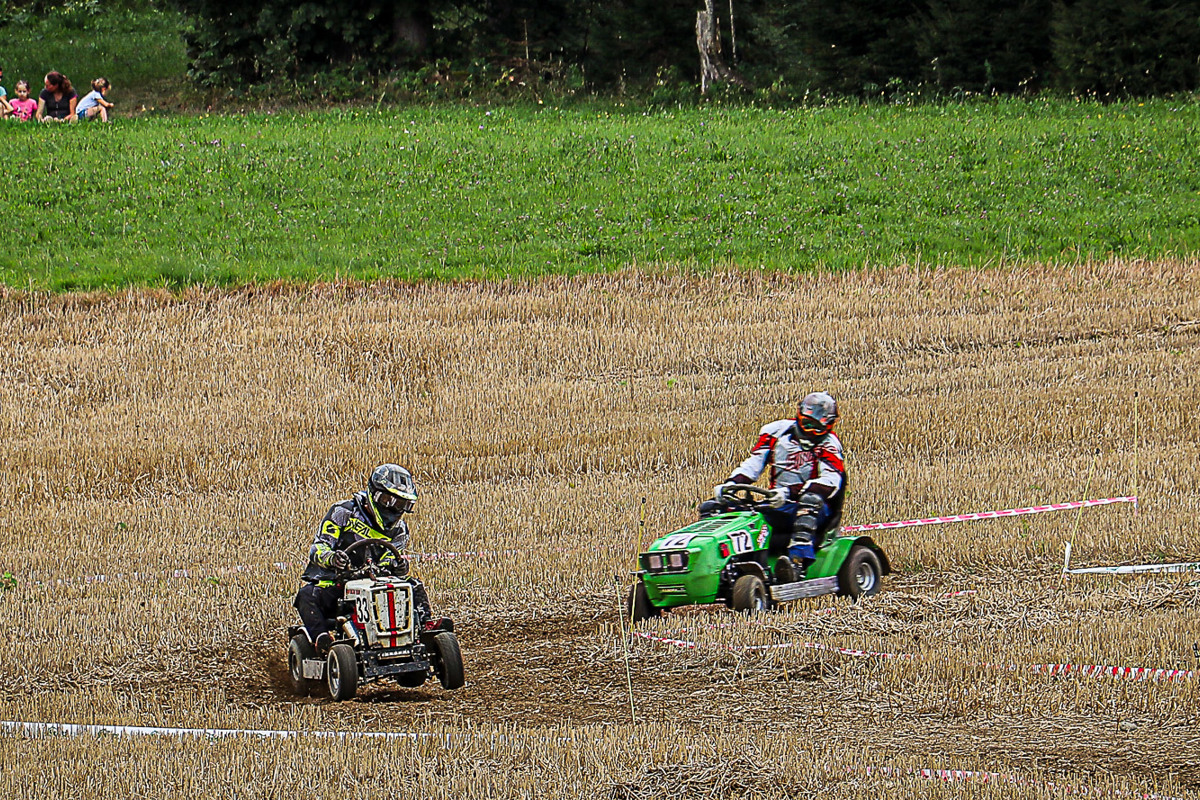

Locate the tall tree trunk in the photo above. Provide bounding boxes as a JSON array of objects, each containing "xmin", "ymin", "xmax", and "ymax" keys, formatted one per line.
[
  {"xmin": 394, "ymin": 8, "xmax": 433, "ymax": 54},
  {"xmin": 696, "ymin": 0, "xmax": 746, "ymax": 94}
]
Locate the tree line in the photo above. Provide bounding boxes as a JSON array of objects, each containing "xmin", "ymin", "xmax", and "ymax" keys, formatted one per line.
[{"xmin": 15, "ymin": 0, "xmax": 1199, "ymax": 97}]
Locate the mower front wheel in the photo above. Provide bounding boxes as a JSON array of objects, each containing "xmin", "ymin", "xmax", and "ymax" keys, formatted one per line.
[
  {"xmin": 626, "ymin": 580, "xmax": 662, "ymax": 624},
  {"xmin": 838, "ymin": 546, "xmax": 883, "ymax": 600},
  {"xmin": 287, "ymin": 634, "xmax": 319, "ymax": 696},
  {"xmin": 731, "ymin": 574, "xmax": 769, "ymax": 613},
  {"xmin": 326, "ymin": 643, "xmax": 359, "ymax": 701},
  {"xmin": 431, "ymin": 631, "xmax": 465, "ymax": 690}
]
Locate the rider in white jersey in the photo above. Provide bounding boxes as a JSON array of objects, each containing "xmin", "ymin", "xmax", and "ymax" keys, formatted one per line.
[{"xmin": 709, "ymin": 392, "xmax": 846, "ymax": 571}]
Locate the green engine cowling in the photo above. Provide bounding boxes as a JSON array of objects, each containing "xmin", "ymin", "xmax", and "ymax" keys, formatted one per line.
[{"xmin": 639, "ymin": 513, "xmax": 773, "ymax": 608}]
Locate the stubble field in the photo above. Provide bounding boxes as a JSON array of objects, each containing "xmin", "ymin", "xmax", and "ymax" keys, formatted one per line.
[{"xmin": 1, "ymin": 262, "xmax": 1198, "ymax": 798}]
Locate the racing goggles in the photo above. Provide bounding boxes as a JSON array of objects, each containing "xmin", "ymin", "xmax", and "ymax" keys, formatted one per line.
[
  {"xmin": 373, "ymin": 490, "xmax": 415, "ymax": 514},
  {"xmin": 797, "ymin": 415, "xmax": 831, "ymax": 436}
]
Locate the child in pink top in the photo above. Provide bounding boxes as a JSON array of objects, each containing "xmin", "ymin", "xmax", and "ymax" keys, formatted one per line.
[{"xmin": 8, "ymin": 81, "xmax": 36, "ymax": 121}]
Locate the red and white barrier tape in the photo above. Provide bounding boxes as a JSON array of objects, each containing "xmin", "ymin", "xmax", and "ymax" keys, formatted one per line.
[
  {"xmin": 10, "ymin": 494, "xmax": 1136, "ymax": 588},
  {"xmin": 0, "ymin": 720, "xmax": 1183, "ymax": 799},
  {"xmin": 632, "ymin": 630, "xmax": 1196, "ymax": 682},
  {"xmin": 843, "ymin": 496, "xmax": 1136, "ymax": 533},
  {"xmin": 21, "ymin": 549, "xmax": 523, "ymax": 588},
  {"xmin": 671, "ymin": 590, "xmax": 978, "ymax": 629}
]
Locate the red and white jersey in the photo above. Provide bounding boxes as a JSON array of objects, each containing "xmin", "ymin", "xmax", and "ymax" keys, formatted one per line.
[{"xmin": 729, "ymin": 419, "xmax": 845, "ymax": 498}]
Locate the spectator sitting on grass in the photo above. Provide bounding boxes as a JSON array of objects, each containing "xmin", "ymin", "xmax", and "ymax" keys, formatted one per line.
[
  {"xmin": 0, "ymin": 66, "xmax": 11, "ymax": 118},
  {"xmin": 36, "ymin": 71, "xmax": 77, "ymax": 122},
  {"xmin": 8, "ymin": 81, "xmax": 36, "ymax": 121},
  {"xmin": 76, "ymin": 78, "xmax": 114, "ymax": 122}
]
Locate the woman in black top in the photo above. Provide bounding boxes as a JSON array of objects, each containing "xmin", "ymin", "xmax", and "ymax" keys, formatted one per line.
[{"xmin": 36, "ymin": 71, "xmax": 77, "ymax": 122}]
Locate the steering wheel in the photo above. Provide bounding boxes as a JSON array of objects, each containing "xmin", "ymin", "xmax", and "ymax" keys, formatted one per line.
[
  {"xmin": 337, "ymin": 538, "xmax": 405, "ymax": 578},
  {"xmin": 720, "ymin": 484, "xmax": 774, "ymax": 507}
]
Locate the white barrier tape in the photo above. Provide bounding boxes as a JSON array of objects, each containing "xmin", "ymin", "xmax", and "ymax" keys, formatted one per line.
[
  {"xmin": 0, "ymin": 720, "xmax": 426, "ymax": 741},
  {"xmin": 633, "ymin": 631, "xmax": 1195, "ymax": 681},
  {"xmin": 848, "ymin": 766, "xmax": 1184, "ymax": 800},
  {"xmin": 1067, "ymin": 562, "xmax": 1200, "ymax": 576},
  {"xmin": 1062, "ymin": 542, "xmax": 1200, "ymax": 576},
  {"xmin": 843, "ymin": 496, "xmax": 1137, "ymax": 533},
  {"xmin": 0, "ymin": 720, "xmax": 1183, "ymax": 799}
]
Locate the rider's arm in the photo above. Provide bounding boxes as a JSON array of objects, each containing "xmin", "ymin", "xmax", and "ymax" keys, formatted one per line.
[
  {"xmin": 728, "ymin": 426, "xmax": 778, "ymax": 483},
  {"xmin": 380, "ymin": 521, "xmax": 410, "ymax": 567},
  {"xmin": 309, "ymin": 506, "xmax": 349, "ymax": 567}
]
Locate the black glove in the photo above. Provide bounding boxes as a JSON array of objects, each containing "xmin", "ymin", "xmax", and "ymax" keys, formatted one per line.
[
  {"xmin": 378, "ymin": 557, "xmax": 409, "ymax": 577},
  {"xmin": 330, "ymin": 550, "xmax": 350, "ymax": 571}
]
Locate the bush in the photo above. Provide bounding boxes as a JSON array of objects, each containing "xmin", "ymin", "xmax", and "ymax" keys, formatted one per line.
[{"xmin": 1051, "ymin": 0, "xmax": 1200, "ymax": 96}]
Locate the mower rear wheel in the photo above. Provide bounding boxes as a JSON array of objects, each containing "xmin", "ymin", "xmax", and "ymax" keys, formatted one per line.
[
  {"xmin": 626, "ymin": 580, "xmax": 662, "ymax": 624},
  {"xmin": 731, "ymin": 574, "xmax": 769, "ymax": 613},
  {"xmin": 838, "ymin": 546, "xmax": 883, "ymax": 600},
  {"xmin": 287, "ymin": 634, "xmax": 319, "ymax": 696},
  {"xmin": 326, "ymin": 643, "xmax": 359, "ymax": 701},
  {"xmin": 431, "ymin": 632, "xmax": 465, "ymax": 690}
]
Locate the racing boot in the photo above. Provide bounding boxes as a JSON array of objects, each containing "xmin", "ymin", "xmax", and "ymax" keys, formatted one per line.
[
  {"xmin": 314, "ymin": 631, "xmax": 334, "ymax": 656},
  {"xmin": 787, "ymin": 530, "xmax": 816, "ymax": 574},
  {"xmin": 773, "ymin": 557, "xmax": 796, "ymax": 584}
]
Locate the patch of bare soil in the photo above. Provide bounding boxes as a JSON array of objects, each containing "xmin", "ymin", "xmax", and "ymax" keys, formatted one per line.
[{"xmin": 219, "ymin": 580, "xmax": 1200, "ymax": 792}]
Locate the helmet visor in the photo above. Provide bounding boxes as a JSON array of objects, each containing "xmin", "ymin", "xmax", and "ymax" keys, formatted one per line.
[
  {"xmin": 797, "ymin": 416, "xmax": 831, "ymax": 436},
  {"xmin": 374, "ymin": 490, "xmax": 415, "ymax": 514}
]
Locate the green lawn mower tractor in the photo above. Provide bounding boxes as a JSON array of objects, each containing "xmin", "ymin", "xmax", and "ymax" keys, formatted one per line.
[{"xmin": 627, "ymin": 485, "xmax": 890, "ymax": 621}]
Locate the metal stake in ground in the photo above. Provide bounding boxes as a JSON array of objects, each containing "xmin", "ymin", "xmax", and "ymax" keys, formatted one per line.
[
  {"xmin": 1133, "ymin": 391, "xmax": 1140, "ymax": 516},
  {"xmin": 613, "ymin": 575, "xmax": 636, "ymax": 724},
  {"xmin": 1063, "ymin": 447, "xmax": 1101, "ymax": 584}
]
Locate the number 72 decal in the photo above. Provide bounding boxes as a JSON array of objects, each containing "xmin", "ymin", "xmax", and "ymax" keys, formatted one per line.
[
  {"xmin": 659, "ymin": 532, "xmax": 697, "ymax": 550},
  {"xmin": 730, "ymin": 530, "xmax": 755, "ymax": 553}
]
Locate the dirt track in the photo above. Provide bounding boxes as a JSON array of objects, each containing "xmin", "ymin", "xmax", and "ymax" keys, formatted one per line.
[
  {"xmin": 2, "ymin": 266, "xmax": 1198, "ymax": 798},
  {"xmin": 218, "ymin": 572, "xmax": 1200, "ymax": 792}
]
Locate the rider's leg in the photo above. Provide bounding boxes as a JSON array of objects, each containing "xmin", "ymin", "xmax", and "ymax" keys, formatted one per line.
[
  {"xmin": 787, "ymin": 494, "xmax": 832, "ymax": 569},
  {"xmin": 295, "ymin": 583, "xmax": 340, "ymax": 639},
  {"xmin": 410, "ymin": 578, "xmax": 433, "ymax": 620},
  {"xmin": 761, "ymin": 502, "xmax": 799, "ymax": 546}
]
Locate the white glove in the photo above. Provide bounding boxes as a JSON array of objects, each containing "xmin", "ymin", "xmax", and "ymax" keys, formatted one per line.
[
  {"xmin": 767, "ymin": 487, "xmax": 790, "ymax": 509},
  {"xmin": 713, "ymin": 483, "xmax": 732, "ymax": 502}
]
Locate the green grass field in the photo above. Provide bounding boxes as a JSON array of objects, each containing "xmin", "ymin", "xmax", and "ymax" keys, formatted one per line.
[{"xmin": 3, "ymin": 99, "xmax": 1199, "ymax": 290}]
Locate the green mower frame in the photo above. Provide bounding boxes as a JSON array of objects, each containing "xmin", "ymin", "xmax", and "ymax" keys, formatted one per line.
[{"xmin": 628, "ymin": 485, "xmax": 890, "ymax": 621}]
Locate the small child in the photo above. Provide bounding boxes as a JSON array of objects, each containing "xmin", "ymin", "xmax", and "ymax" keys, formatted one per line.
[
  {"xmin": 8, "ymin": 80, "xmax": 36, "ymax": 121},
  {"xmin": 75, "ymin": 77, "xmax": 114, "ymax": 122},
  {"xmin": 0, "ymin": 66, "xmax": 10, "ymax": 118}
]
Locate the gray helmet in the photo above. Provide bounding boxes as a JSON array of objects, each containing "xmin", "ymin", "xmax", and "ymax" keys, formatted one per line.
[
  {"xmin": 367, "ymin": 464, "xmax": 417, "ymax": 530},
  {"xmin": 796, "ymin": 392, "xmax": 838, "ymax": 447}
]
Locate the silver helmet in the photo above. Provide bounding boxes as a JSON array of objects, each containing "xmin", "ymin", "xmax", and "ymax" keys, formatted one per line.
[
  {"xmin": 796, "ymin": 392, "xmax": 838, "ymax": 447},
  {"xmin": 367, "ymin": 464, "xmax": 417, "ymax": 530}
]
